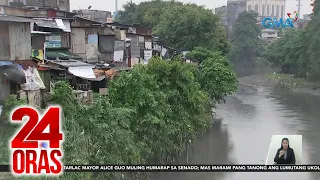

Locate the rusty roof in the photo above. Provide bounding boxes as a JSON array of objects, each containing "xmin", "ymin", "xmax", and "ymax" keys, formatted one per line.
[
  {"xmin": 47, "ymin": 60, "xmax": 95, "ymax": 68},
  {"xmin": 14, "ymin": 60, "xmax": 38, "ymax": 70}
]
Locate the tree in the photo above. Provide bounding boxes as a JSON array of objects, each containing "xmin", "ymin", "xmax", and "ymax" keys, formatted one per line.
[
  {"xmin": 228, "ymin": 11, "xmax": 261, "ymax": 76},
  {"xmin": 263, "ymin": 0, "xmax": 320, "ymax": 81},
  {"xmin": 306, "ymin": 0, "xmax": 320, "ymax": 80},
  {"xmin": 186, "ymin": 47, "xmax": 237, "ymax": 102},
  {"xmin": 154, "ymin": 4, "xmax": 228, "ymax": 52},
  {"xmin": 116, "ymin": 0, "xmax": 229, "ymax": 53},
  {"xmin": 115, "ymin": 2, "xmax": 140, "ymax": 25},
  {"xmin": 264, "ymin": 29, "xmax": 305, "ymax": 75},
  {"xmin": 116, "ymin": 0, "xmax": 180, "ymax": 28}
]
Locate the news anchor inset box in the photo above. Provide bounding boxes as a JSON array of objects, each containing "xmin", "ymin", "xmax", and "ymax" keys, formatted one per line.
[{"xmin": 265, "ymin": 135, "xmax": 302, "ymax": 165}]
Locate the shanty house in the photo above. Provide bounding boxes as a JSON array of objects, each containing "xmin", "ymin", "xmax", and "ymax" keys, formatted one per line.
[
  {"xmin": 70, "ymin": 17, "xmax": 120, "ymax": 63},
  {"xmin": 0, "ymin": 15, "xmax": 32, "ymax": 103}
]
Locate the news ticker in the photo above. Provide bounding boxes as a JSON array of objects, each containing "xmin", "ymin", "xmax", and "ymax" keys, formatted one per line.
[{"xmin": 2, "ymin": 165, "xmax": 320, "ymax": 172}]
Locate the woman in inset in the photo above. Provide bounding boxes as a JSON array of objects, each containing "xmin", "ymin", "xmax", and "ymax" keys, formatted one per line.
[{"xmin": 274, "ymin": 138, "xmax": 296, "ymax": 164}]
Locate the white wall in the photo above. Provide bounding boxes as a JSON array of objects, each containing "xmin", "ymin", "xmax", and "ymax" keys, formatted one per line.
[
  {"xmin": 266, "ymin": 135, "xmax": 302, "ymax": 165},
  {"xmin": 261, "ymin": 32, "xmax": 278, "ymax": 38},
  {"xmin": 247, "ymin": 0, "xmax": 286, "ymax": 19}
]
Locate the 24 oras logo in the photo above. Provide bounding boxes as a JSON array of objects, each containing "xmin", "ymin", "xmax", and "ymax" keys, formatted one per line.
[
  {"xmin": 262, "ymin": 11, "xmax": 299, "ymax": 28},
  {"xmin": 9, "ymin": 106, "xmax": 64, "ymax": 176}
]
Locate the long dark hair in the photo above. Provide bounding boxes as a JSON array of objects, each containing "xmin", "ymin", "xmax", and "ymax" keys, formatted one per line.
[{"xmin": 281, "ymin": 138, "xmax": 290, "ymax": 149}]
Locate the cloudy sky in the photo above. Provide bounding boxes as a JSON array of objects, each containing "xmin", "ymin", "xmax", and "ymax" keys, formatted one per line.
[{"xmin": 70, "ymin": 0, "xmax": 313, "ymax": 17}]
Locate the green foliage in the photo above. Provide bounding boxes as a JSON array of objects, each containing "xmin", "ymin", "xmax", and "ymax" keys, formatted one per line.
[
  {"xmin": 34, "ymin": 51, "xmax": 236, "ymax": 179},
  {"xmin": 117, "ymin": 0, "xmax": 228, "ymax": 53},
  {"xmin": 266, "ymin": 74, "xmax": 309, "ymax": 89},
  {"xmin": 49, "ymin": 81, "xmax": 140, "ymax": 179},
  {"xmin": 154, "ymin": 4, "xmax": 228, "ymax": 52},
  {"xmin": 311, "ymin": 0, "xmax": 320, "ymax": 16},
  {"xmin": 198, "ymin": 54, "xmax": 238, "ymax": 102},
  {"xmin": 0, "ymin": 96, "xmax": 26, "ymax": 177},
  {"xmin": 1, "ymin": 95, "xmax": 27, "ymax": 120},
  {"xmin": 186, "ymin": 47, "xmax": 237, "ymax": 102},
  {"xmin": 117, "ymin": 0, "xmax": 180, "ymax": 28},
  {"xmin": 228, "ymin": 11, "xmax": 261, "ymax": 75},
  {"xmin": 263, "ymin": 29, "xmax": 305, "ymax": 75},
  {"xmin": 263, "ymin": 0, "xmax": 320, "ymax": 81},
  {"xmin": 109, "ymin": 57, "xmax": 212, "ymax": 163},
  {"xmin": 186, "ymin": 47, "xmax": 228, "ymax": 65}
]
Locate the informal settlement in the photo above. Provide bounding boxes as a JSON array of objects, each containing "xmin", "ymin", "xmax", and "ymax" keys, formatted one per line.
[{"xmin": 0, "ymin": 1, "xmax": 183, "ymax": 112}]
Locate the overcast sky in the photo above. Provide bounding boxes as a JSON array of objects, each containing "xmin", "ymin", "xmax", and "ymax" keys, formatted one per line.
[{"xmin": 70, "ymin": 0, "xmax": 313, "ymax": 17}]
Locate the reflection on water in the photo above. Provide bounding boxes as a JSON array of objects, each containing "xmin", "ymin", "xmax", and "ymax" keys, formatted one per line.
[
  {"xmin": 152, "ymin": 121, "xmax": 234, "ymax": 180},
  {"xmin": 153, "ymin": 85, "xmax": 320, "ymax": 180}
]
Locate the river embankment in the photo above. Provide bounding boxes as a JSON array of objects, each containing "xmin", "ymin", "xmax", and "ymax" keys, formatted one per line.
[{"xmin": 238, "ymin": 74, "xmax": 320, "ymax": 96}]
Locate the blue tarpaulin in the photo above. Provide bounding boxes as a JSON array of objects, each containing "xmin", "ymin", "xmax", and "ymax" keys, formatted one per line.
[
  {"xmin": 0, "ymin": 61, "xmax": 13, "ymax": 67},
  {"xmin": 16, "ymin": 64, "xmax": 24, "ymax": 71}
]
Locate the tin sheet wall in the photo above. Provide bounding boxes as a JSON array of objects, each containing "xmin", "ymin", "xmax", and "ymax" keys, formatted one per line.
[
  {"xmin": 0, "ymin": 22, "xmax": 10, "ymax": 60},
  {"xmin": 9, "ymin": 22, "xmax": 31, "ymax": 60}
]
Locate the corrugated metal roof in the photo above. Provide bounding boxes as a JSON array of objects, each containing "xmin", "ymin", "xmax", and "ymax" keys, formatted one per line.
[
  {"xmin": 14, "ymin": 60, "xmax": 37, "ymax": 70},
  {"xmin": 35, "ymin": 21, "xmax": 59, "ymax": 29},
  {"xmin": 0, "ymin": 15, "xmax": 33, "ymax": 23},
  {"xmin": 48, "ymin": 60, "xmax": 95, "ymax": 68},
  {"xmin": 34, "ymin": 19, "xmax": 71, "ymax": 32},
  {"xmin": 46, "ymin": 49, "xmax": 83, "ymax": 60}
]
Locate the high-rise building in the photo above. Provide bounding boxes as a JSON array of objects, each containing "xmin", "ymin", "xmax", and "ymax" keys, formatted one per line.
[
  {"xmin": 216, "ymin": 0, "xmax": 286, "ymax": 38},
  {"xmin": 227, "ymin": 0, "xmax": 286, "ymax": 20}
]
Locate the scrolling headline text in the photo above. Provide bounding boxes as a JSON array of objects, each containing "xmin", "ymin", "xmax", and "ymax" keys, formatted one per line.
[{"xmin": 1, "ymin": 165, "xmax": 320, "ymax": 173}]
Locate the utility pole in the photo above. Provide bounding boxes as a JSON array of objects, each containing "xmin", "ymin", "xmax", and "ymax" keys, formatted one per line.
[
  {"xmin": 297, "ymin": 0, "xmax": 301, "ymax": 19},
  {"xmin": 115, "ymin": 0, "xmax": 118, "ymax": 12}
]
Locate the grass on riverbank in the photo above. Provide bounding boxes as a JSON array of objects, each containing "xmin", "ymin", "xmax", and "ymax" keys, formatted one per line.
[
  {"xmin": 265, "ymin": 73, "xmax": 320, "ymax": 90},
  {"xmin": 266, "ymin": 74, "xmax": 309, "ymax": 89}
]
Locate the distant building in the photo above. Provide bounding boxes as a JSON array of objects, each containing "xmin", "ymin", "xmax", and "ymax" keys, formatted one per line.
[
  {"xmin": 293, "ymin": 19, "xmax": 309, "ymax": 29},
  {"xmin": 226, "ymin": 0, "xmax": 286, "ymax": 20},
  {"xmin": 215, "ymin": 6, "xmax": 227, "ymax": 26},
  {"xmin": 215, "ymin": 0, "xmax": 286, "ymax": 38},
  {"xmin": 0, "ymin": 0, "xmax": 70, "ymax": 11},
  {"xmin": 73, "ymin": 10, "xmax": 112, "ymax": 23},
  {"xmin": 245, "ymin": 0, "xmax": 286, "ymax": 20},
  {"xmin": 303, "ymin": 14, "xmax": 311, "ymax": 20},
  {"xmin": 215, "ymin": 1, "xmax": 246, "ymax": 38},
  {"xmin": 261, "ymin": 29, "xmax": 279, "ymax": 44},
  {"xmin": 226, "ymin": 1, "xmax": 247, "ymax": 30}
]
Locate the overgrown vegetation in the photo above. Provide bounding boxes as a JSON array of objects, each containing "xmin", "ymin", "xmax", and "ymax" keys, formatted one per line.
[
  {"xmin": 0, "ymin": 96, "xmax": 27, "ymax": 180},
  {"xmin": 0, "ymin": 95, "xmax": 26, "ymax": 121},
  {"xmin": 266, "ymin": 74, "xmax": 309, "ymax": 89},
  {"xmin": 116, "ymin": 0, "xmax": 229, "ymax": 53},
  {"xmin": 263, "ymin": 0, "xmax": 320, "ymax": 81},
  {"xmin": 54, "ymin": 55, "xmax": 235, "ymax": 179},
  {"xmin": 0, "ymin": 52, "xmax": 236, "ymax": 180},
  {"xmin": 186, "ymin": 47, "xmax": 238, "ymax": 102}
]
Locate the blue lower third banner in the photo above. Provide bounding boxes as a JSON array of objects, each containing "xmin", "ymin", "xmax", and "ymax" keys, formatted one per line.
[{"xmin": 1, "ymin": 165, "xmax": 320, "ymax": 172}]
